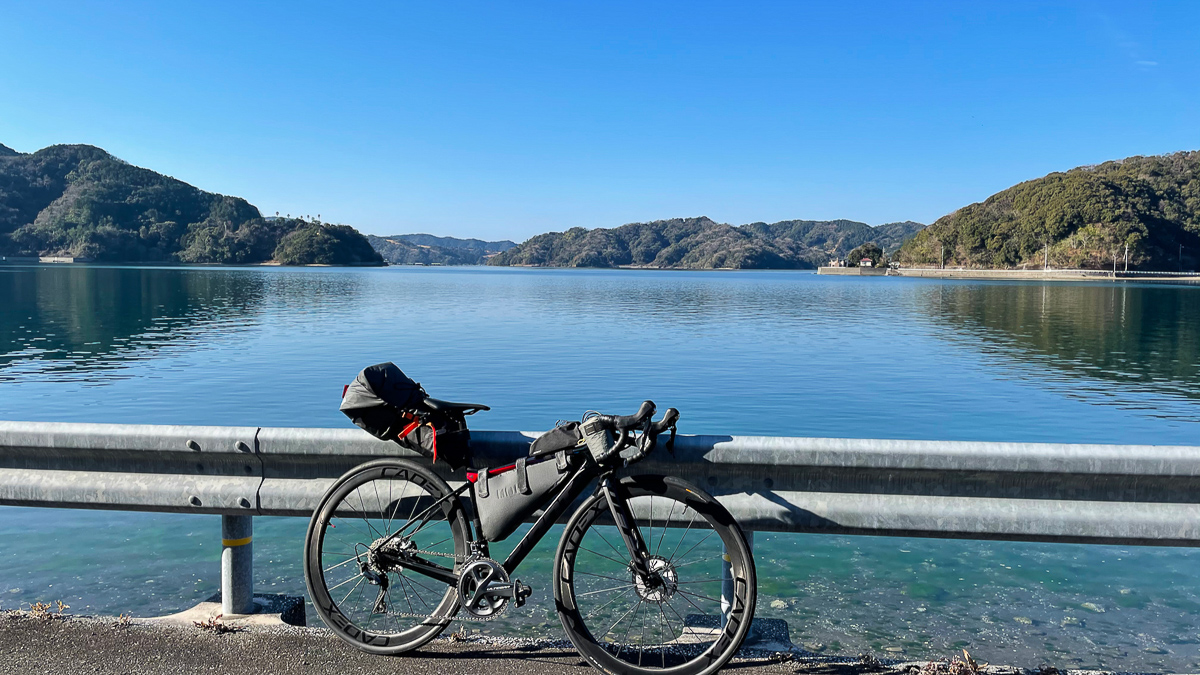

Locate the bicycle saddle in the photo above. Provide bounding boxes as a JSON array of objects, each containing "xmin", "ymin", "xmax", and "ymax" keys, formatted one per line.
[{"xmin": 422, "ymin": 397, "xmax": 490, "ymax": 414}]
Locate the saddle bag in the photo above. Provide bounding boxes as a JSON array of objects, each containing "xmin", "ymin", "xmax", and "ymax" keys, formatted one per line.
[
  {"xmin": 339, "ymin": 362, "xmax": 473, "ymax": 470},
  {"xmin": 471, "ymin": 451, "xmax": 574, "ymax": 542}
]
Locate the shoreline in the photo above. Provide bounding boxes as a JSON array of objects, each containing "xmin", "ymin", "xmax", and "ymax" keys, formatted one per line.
[{"xmin": 820, "ymin": 267, "xmax": 1200, "ymax": 285}]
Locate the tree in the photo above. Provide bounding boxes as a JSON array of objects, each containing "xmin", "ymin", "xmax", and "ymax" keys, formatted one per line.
[{"xmin": 846, "ymin": 242, "xmax": 884, "ymax": 267}]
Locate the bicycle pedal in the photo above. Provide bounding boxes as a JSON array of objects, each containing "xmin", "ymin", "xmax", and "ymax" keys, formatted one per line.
[{"xmin": 513, "ymin": 580, "xmax": 532, "ymax": 607}]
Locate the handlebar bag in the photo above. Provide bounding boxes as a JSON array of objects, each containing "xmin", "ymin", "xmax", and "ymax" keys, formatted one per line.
[{"xmin": 473, "ymin": 451, "xmax": 573, "ymax": 542}]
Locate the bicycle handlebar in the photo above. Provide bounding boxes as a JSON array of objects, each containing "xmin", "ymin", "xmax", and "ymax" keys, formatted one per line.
[
  {"xmin": 593, "ymin": 400, "xmax": 656, "ymax": 432},
  {"xmin": 587, "ymin": 402, "xmax": 679, "ymax": 465},
  {"xmin": 648, "ymin": 408, "xmax": 679, "ymax": 435}
]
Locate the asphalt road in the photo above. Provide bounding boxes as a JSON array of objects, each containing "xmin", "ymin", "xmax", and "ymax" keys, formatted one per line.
[{"xmin": 0, "ymin": 612, "xmax": 806, "ymax": 675}]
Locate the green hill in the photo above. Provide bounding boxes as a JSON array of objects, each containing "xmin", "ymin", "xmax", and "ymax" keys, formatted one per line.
[
  {"xmin": 0, "ymin": 143, "xmax": 381, "ymax": 265},
  {"xmin": 898, "ymin": 151, "xmax": 1200, "ymax": 270},
  {"xmin": 488, "ymin": 217, "xmax": 922, "ymax": 269}
]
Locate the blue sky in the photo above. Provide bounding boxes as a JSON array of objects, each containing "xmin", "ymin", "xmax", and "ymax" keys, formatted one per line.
[{"xmin": 2, "ymin": 1, "xmax": 1198, "ymax": 241}]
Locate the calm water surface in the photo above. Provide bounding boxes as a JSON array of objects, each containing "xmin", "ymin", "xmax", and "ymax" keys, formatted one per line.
[{"xmin": 2, "ymin": 264, "xmax": 1199, "ymax": 670}]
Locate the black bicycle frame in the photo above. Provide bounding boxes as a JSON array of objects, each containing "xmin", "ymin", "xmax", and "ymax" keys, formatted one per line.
[{"xmin": 393, "ymin": 456, "xmax": 652, "ymax": 586}]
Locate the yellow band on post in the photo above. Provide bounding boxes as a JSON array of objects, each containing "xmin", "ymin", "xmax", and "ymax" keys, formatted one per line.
[{"xmin": 222, "ymin": 536, "xmax": 252, "ymax": 547}]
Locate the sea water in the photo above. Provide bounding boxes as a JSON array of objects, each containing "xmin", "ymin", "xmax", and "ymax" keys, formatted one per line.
[{"xmin": 2, "ymin": 264, "xmax": 1199, "ymax": 670}]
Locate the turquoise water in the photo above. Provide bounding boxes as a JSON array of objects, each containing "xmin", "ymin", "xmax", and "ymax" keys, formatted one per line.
[{"xmin": 2, "ymin": 264, "xmax": 1200, "ymax": 670}]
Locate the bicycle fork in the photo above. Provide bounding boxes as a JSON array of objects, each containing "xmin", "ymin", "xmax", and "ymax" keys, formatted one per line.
[{"xmin": 598, "ymin": 476, "xmax": 654, "ymax": 580}]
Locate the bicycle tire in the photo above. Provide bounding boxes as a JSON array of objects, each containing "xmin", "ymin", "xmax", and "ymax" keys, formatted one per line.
[
  {"xmin": 304, "ymin": 458, "xmax": 470, "ymax": 654},
  {"xmin": 553, "ymin": 474, "xmax": 757, "ymax": 675}
]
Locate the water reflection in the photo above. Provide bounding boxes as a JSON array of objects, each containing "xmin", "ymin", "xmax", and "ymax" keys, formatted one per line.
[
  {"xmin": 0, "ymin": 266, "xmax": 268, "ymax": 382},
  {"xmin": 921, "ymin": 282, "xmax": 1200, "ymax": 419}
]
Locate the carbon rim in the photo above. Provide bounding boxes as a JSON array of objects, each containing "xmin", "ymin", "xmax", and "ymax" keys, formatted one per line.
[
  {"xmin": 304, "ymin": 460, "xmax": 467, "ymax": 653},
  {"xmin": 555, "ymin": 477, "xmax": 756, "ymax": 675}
]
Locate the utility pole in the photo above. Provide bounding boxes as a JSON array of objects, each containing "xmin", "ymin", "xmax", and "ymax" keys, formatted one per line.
[
  {"xmin": 1124, "ymin": 244, "xmax": 1129, "ymax": 272},
  {"xmin": 1044, "ymin": 241, "xmax": 1048, "ymax": 270},
  {"xmin": 940, "ymin": 246, "xmax": 944, "ymax": 270}
]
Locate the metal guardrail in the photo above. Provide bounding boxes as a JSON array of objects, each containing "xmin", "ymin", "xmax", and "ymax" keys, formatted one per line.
[{"xmin": 5, "ymin": 421, "xmax": 1200, "ymax": 613}]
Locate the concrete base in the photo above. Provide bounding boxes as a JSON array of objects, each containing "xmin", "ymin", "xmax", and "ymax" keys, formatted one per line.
[
  {"xmin": 146, "ymin": 593, "xmax": 305, "ymax": 627},
  {"xmin": 818, "ymin": 266, "xmax": 887, "ymax": 276},
  {"xmin": 685, "ymin": 614, "xmax": 792, "ymax": 651}
]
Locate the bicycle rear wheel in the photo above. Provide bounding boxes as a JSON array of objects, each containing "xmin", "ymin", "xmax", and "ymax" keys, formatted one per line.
[
  {"xmin": 304, "ymin": 458, "xmax": 470, "ymax": 654},
  {"xmin": 554, "ymin": 475, "xmax": 756, "ymax": 675}
]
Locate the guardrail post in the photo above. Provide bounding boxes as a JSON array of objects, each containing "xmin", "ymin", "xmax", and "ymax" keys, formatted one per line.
[
  {"xmin": 221, "ymin": 515, "xmax": 254, "ymax": 615},
  {"xmin": 721, "ymin": 529, "xmax": 753, "ymax": 628}
]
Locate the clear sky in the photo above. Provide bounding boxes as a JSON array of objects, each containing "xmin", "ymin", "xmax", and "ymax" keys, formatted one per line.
[{"xmin": 2, "ymin": 1, "xmax": 1198, "ymax": 241}]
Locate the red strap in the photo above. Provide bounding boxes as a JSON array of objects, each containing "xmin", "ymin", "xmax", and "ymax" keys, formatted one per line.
[
  {"xmin": 428, "ymin": 423, "xmax": 438, "ymax": 464},
  {"xmin": 398, "ymin": 420, "xmax": 420, "ymax": 439}
]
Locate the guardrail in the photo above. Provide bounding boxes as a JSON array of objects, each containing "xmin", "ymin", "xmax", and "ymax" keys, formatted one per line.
[{"xmin": 5, "ymin": 421, "xmax": 1200, "ymax": 615}]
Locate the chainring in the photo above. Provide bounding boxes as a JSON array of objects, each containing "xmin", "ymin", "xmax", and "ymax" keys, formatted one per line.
[{"xmin": 456, "ymin": 557, "xmax": 511, "ymax": 619}]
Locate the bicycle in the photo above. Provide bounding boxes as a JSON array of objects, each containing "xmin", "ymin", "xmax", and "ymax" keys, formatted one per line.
[{"xmin": 304, "ymin": 396, "xmax": 757, "ymax": 675}]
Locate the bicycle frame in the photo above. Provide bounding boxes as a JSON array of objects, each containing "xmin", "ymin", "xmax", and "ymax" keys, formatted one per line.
[{"xmin": 388, "ymin": 453, "xmax": 651, "ymax": 587}]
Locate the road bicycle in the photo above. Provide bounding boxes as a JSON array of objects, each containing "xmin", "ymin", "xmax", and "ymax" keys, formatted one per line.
[{"xmin": 304, "ymin": 397, "xmax": 757, "ymax": 675}]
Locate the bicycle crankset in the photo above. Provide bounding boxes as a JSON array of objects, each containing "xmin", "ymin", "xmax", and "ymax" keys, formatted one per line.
[{"xmin": 456, "ymin": 557, "xmax": 532, "ymax": 619}]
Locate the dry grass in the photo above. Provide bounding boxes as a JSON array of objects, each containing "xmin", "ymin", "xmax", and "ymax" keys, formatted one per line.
[
  {"xmin": 193, "ymin": 615, "xmax": 241, "ymax": 635},
  {"xmin": 916, "ymin": 650, "xmax": 988, "ymax": 675},
  {"xmin": 23, "ymin": 600, "xmax": 69, "ymax": 621}
]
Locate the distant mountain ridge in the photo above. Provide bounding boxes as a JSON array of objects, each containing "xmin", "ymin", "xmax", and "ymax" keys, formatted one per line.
[
  {"xmin": 0, "ymin": 143, "xmax": 381, "ymax": 265},
  {"xmin": 487, "ymin": 217, "xmax": 923, "ymax": 269},
  {"xmin": 366, "ymin": 233, "xmax": 515, "ymax": 265},
  {"xmin": 389, "ymin": 233, "xmax": 516, "ymax": 252}
]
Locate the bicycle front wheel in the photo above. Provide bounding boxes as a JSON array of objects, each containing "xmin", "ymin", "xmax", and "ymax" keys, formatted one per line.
[
  {"xmin": 554, "ymin": 475, "xmax": 757, "ymax": 675},
  {"xmin": 304, "ymin": 458, "xmax": 470, "ymax": 654}
]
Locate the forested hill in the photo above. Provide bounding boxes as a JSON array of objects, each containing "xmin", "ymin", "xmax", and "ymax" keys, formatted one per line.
[
  {"xmin": 487, "ymin": 217, "xmax": 923, "ymax": 269},
  {"xmin": 0, "ymin": 143, "xmax": 381, "ymax": 265},
  {"xmin": 898, "ymin": 151, "xmax": 1200, "ymax": 270},
  {"xmin": 366, "ymin": 233, "xmax": 515, "ymax": 265}
]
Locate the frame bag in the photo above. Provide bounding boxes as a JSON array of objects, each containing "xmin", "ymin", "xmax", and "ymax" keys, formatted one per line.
[{"xmin": 472, "ymin": 451, "xmax": 574, "ymax": 542}]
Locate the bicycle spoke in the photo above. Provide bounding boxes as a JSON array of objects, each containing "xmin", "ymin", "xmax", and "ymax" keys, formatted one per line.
[
  {"xmin": 654, "ymin": 500, "xmax": 674, "ymax": 557},
  {"xmin": 584, "ymin": 586, "xmax": 636, "ymax": 619},
  {"xmin": 666, "ymin": 508, "xmax": 698, "ymax": 562},
  {"xmin": 672, "ymin": 529, "xmax": 717, "ymax": 566},
  {"xmin": 578, "ymin": 545, "xmax": 628, "ymax": 567},
  {"xmin": 674, "ymin": 554, "xmax": 725, "ymax": 570},
  {"xmin": 613, "ymin": 600, "xmax": 645, "ymax": 657},
  {"xmin": 675, "ymin": 588, "xmax": 722, "ymax": 604},
  {"xmin": 326, "ymin": 572, "xmax": 364, "ymax": 592},
  {"xmin": 323, "ymin": 555, "xmax": 360, "ymax": 574},
  {"xmin": 339, "ymin": 576, "xmax": 366, "ymax": 607},
  {"xmin": 578, "ymin": 584, "xmax": 632, "ymax": 598},
  {"xmin": 577, "ymin": 570, "xmax": 636, "ymax": 584},
  {"xmin": 594, "ymin": 527, "xmax": 628, "ymax": 560}
]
